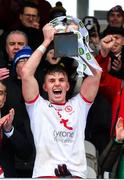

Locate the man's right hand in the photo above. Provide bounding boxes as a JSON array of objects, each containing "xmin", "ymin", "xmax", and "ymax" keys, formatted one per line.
[
  {"xmin": 100, "ymin": 35, "xmax": 116, "ymax": 57},
  {"xmin": 42, "ymin": 23, "xmax": 57, "ymax": 47},
  {"xmin": 0, "ymin": 68, "xmax": 10, "ymax": 80}
]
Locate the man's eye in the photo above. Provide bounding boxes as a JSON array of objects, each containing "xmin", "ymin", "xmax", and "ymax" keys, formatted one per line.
[
  {"xmin": 9, "ymin": 42, "xmax": 15, "ymax": 46},
  {"xmin": 18, "ymin": 42, "xmax": 25, "ymax": 46},
  {"xmin": 60, "ymin": 79, "xmax": 65, "ymax": 82},
  {"xmin": 0, "ymin": 91, "xmax": 6, "ymax": 96},
  {"xmin": 49, "ymin": 79, "xmax": 55, "ymax": 83}
]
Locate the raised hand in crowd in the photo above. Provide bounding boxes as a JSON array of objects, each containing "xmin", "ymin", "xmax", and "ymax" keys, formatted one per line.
[
  {"xmin": 0, "ymin": 108, "xmax": 15, "ymax": 130},
  {"xmin": 0, "ymin": 68, "xmax": 10, "ymax": 80},
  {"xmin": 116, "ymin": 117, "xmax": 124, "ymax": 142},
  {"xmin": 31, "ymin": 21, "xmax": 40, "ymax": 29},
  {"xmin": 100, "ymin": 35, "xmax": 116, "ymax": 57},
  {"xmin": 108, "ymin": 53, "xmax": 122, "ymax": 72}
]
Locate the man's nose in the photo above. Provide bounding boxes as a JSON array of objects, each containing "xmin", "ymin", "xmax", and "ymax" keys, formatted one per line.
[
  {"xmin": 54, "ymin": 80, "xmax": 60, "ymax": 86},
  {"xmin": 14, "ymin": 43, "xmax": 20, "ymax": 49},
  {"xmin": 28, "ymin": 16, "xmax": 34, "ymax": 21}
]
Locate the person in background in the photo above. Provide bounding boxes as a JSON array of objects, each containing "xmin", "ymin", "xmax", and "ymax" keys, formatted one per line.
[
  {"xmin": 98, "ymin": 26, "xmax": 124, "ymax": 104},
  {"xmin": 0, "ymin": 0, "xmax": 24, "ymax": 33},
  {"xmin": 20, "ymin": 23, "xmax": 102, "ymax": 178},
  {"xmin": 28, "ymin": 0, "xmax": 52, "ymax": 28},
  {"xmin": 49, "ymin": 1, "xmax": 66, "ymax": 21},
  {"xmin": 101, "ymin": 5, "xmax": 124, "ymax": 38},
  {"xmin": 0, "ymin": 30, "xmax": 28, "ymax": 79},
  {"xmin": 19, "ymin": 1, "xmax": 40, "ymax": 29},
  {"xmin": 99, "ymin": 27, "xmax": 124, "ymax": 179},
  {"xmin": 85, "ymin": 26, "xmax": 124, "ymax": 155},
  {"xmin": 0, "ymin": 1, "xmax": 43, "ymax": 51},
  {"xmin": 0, "ymin": 80, "xmax": 15, "ymax": 178},
  {"xmin": 83, "ymin": 16, "xmax": 101, "ymax": 56},
  {"xmin": 0, "ymin": 31, "xmax": 35, "ymax": 177},
  {"xmin": 99, "ymin": 116, "xmax": 124, "ymax": 178}
]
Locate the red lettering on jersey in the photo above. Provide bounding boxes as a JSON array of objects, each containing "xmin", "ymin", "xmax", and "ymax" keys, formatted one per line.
[{"xmin": 60, "ymin": 119, "xmax": 73, "ymax": 130}]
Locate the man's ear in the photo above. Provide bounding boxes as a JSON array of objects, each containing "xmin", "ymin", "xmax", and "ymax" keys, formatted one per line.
[
  {"xmin": 123, "ymin": 37, "xmax": 124, "ymax": 45},
  {"xmin": 43, "ymin": 83, "xmax": 47, "ymax": 92},
  {"xmin": 4, "ymin": 95, "xmax": 6, "ymax": 104},
  {"xmin": 37, "ymin": 16, "xmax": 40, "ymax": 23},
  {"xmin": 66, "ymin": 82, "xmax": 70, "ymax": 91}
]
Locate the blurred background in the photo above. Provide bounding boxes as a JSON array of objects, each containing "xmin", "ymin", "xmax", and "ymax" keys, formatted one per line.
[{"xmin": 48, "ymin": 0, "xmax": 124, "ymax": 30}]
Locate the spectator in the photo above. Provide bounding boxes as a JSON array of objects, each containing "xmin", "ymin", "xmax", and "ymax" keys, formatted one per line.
[
  {"xmin": 28, "ymin": 0, "xmax": 52, "ymax": 28},
  {"xmin": 0, "ymin": 30, "xmax": 28, "ymax": 77},
  {"xmin": 1, "ymin": 1, "xmax": 43, "ymax": 51},
  {"xmin": 0, "ymin": 31, "xmax": 35, "ymax": 177},
  {"xmin": 0, "ymin": 81, "xmax": 8, "ymax": 144},
  {"xmin": 98, "ymin": 26, "xmax": 124, "ymax": 176},
  {"xmin": 0, "ymin": 0, "xmax": 24, "ymax": 32},
  {"xmin": 99, "ymin": 26, "xmax": 124, "ymax": 104},
  {"xmin": 20, "ymin": 23, "xmax": 102, "ymax": 178},
  {"xmin": 85, "ymin": 26, "xmax": 124, "ymax": 154},
  {"xmin": 83, "ymin": 16, "xmax": 101, "ymax": 56},
  {"xmin": 101, "ymin": 5, "xmax": 124, "ymax": 38},
  {"xmin": 99, "ymin": 116, "xmax": 124, "ymax": 178},
  {"xmin": 49, "ymin": 1, "xmax": 66, "ymax": 21},
  {"xmin": 107, "ymin": 5, "xmax": 124, "ymax": 28},
  {"xmin": 0, "ymin": 80, "xmax": 15, "ymax": 178}
]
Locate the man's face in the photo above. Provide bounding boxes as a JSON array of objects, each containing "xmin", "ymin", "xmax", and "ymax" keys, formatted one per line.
[
  {"xmin": 108, "ymin": 12, "xmax": 124, "ymax": 27},
  {"xmin": 6, "ymin": 33, "xmax": 27, "ymax": 61},
  {"xmin": 43, "ymin": 72, "xmax": 70, "ymax": 104},
  {"xmin": 20, "ymin": 7, "xmax": 39, "ymax": 28},
  {"xmin": 46, "ymin": 49, "xmax": 61, "ymax": 65},
  {"xmin": 0, "ymin": 83, "xmax": 6, "ymax": 109},
  {"xmin": 16, "ymin": 58, "xmax": 28, "ymax": 79},
  {"xmin": 111, "ymin": 34, "xmax": 124, "ymax": 54}
]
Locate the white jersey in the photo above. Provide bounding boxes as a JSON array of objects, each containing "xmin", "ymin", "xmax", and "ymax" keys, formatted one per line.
[{"xmin": 26, "ymin": 94, "xmax": 92, "ymax": 178}]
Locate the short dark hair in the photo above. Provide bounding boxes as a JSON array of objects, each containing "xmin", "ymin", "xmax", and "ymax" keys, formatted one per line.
[
  {"xmin": 43, "ymin": 64, "xmax": 68, "ymax": 82},
  {"xmin": 20, "ymin": 1, "xmax": 39, "ymax": 15},
  {"xmin": 49, "ymin": 2, "xmax": 66, "ymax": 20}
]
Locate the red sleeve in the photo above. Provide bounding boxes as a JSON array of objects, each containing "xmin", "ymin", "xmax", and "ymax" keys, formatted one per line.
[{"xmin": 25, "ymin": 94, "xmax": 39, "ymax": 104}]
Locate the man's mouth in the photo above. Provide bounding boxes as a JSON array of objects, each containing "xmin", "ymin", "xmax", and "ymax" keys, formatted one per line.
[
  {"xmin": 53, "ymin": 89, "xmax": 62, "ymax": 95},
  {"xmin": 52, "ymin": 57, "xmax": 58, "ymax": 61}
]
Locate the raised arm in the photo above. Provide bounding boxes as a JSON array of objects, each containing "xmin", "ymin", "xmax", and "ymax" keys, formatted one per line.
[
  {"xmin": 80, "ymin": 58, "xmax": 102, "ymax": 102},
  {"xmin": 21, "ymin": 24, "xmax": 56, "ymax": 102},
  {"xmin": 100, "ymin": 35, "xmax": 116, "ymax": 57}
]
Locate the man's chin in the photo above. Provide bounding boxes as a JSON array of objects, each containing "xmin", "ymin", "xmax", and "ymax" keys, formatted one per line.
[{"xmin": 51, "ymin": 97, "xmax": 65, "ymax": 104}]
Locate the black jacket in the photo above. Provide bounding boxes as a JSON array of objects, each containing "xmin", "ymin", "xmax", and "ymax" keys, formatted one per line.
[
  {"xmin": 0, "ymin": 62, "xmax": 35, "ymax": 177},
  {"xmin": 109, "ymin": 47, "xmax": 124, "ymax": 80},
  {"xmin": 99, "ymin": 138, "xmax": 124, "ymax": 178}
]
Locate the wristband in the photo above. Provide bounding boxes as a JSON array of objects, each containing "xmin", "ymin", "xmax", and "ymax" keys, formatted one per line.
[{"xmin": 37, "ymin": 45, "xmax": 46, "ymax": 54}]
